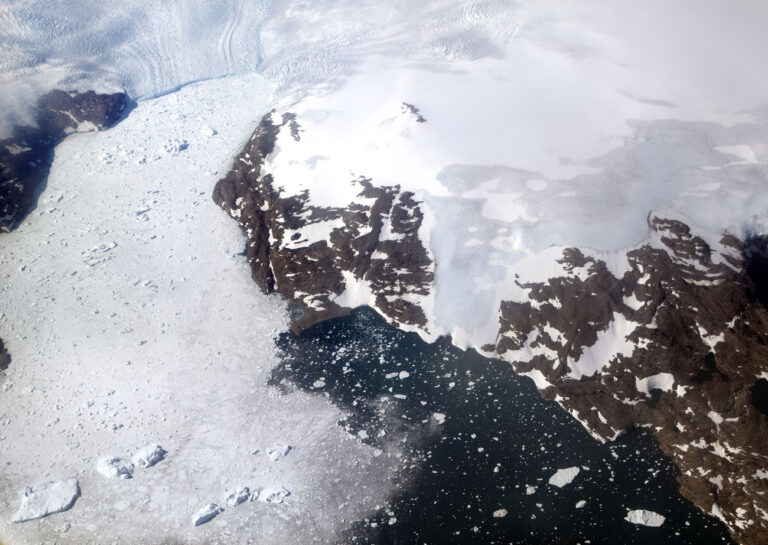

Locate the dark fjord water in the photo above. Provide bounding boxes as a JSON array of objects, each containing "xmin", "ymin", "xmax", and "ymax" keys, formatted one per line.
[{"xmin": 272, "ymin": 307, "xmax": 733, "ymax": 545}]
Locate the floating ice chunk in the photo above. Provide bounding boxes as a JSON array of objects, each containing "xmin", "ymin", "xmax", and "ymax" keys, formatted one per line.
[
  {"xmin": 256, "ymin": 487, "xmax": 291, "ymax": 504},
  {"xmin": 96, "ymin": 456, "xmax": 134, "ymax": 479},
  {"xmin": 131, "ymin": 444, "xmax": 167, "ymax": 468},
  {"xmin": 493, "ymin": 508, "xmax": 508, "ymax": 518},
  {"xmin": 525, "ymin": 486, "xmax": 536, "ymax": 495},
  {"xmin": 224, "ymin": 486, "xmax": 250, "ymax": 507},
  {"xmin": 433, "ymin": 412, "xmax": 446, "ymax": 424},
  {"xmin": 625, "ymin": 509, "xmax": 665, "ymax": 527},
  {"xmin": 12, "ymin": 480, "xmax": 80, "ymax": 522},
  {"xmin": 399, "ymin": 371, "xmax": 410, "ymax": 379},
  {"xmin": 192, "ymin": 503, "xmax": 223, "ymax": 526},
  {"xmin": 576, "ymin": 500, "xmax": 587, "ymax": 509},
  {"xmin": 548, "ymin": 466, "xmax": 580, "ymax": 488},
  {"xmin": 267, "ymin": 444, "xmax": 291, "ymax": 462}
]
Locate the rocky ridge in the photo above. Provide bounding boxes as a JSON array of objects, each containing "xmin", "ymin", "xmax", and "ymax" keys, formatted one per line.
[
  {"xmin": 212, "ymin": 111, "xmax": 434, "ymax": 333},
  {"xmin": 496, "ymin": 215, "xmax": 768, "ymax": 545},
  {"xmin": 214, "ymin": 109, "xmax": 768, "ymax": 545},
  {"xmin": 0, "ymin": 89, "xmax": 128, "ymax": 232}
]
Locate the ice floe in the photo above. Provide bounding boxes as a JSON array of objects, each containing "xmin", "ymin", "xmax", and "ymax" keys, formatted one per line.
[
  {"xmin": 548, "ymin": 467, "xmax": 581, "ymax": 488},
  {"xmin": 12, "ymin": 480, "xmax": 80, "ymax": 523}
]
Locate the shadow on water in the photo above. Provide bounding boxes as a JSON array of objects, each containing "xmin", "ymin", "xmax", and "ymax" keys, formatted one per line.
[{"xmin": 272, "ymin": 306, "xmax": 734, "ymax": 545}]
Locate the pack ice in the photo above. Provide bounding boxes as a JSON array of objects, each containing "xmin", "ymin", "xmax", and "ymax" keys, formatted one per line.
[
  {"xmin": 96, "ymin": 457, "xmax": 135, "ymax": 479},
  {"xmin": 192, "ymin": 503, "xmax": 224, "ymax": 527},
  {"xmin": 12, "ymin": 480, "xmax": 81, "ymax": 523},
  {"xmin": 131, "ymin": 444, "xmax": 167, "ymax": 469}
]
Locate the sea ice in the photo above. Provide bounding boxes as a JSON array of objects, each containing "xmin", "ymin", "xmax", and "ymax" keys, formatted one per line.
[
  {"xmin": 267, "ymin": 445, "xmax": 292, "ymax": 462},
  {"xmin": 131, "ymin": 444, "xmax": 167, "ymax": 469},
  {"xmin": 256, "ymin": 487, "xmax": 291, "ymax": 504},
  {"xmin": 192, "ymin": 503, "xmax": 224, "ymax": 527},
  {"xmin": 548, "ymin": 467, "xmax": 581, "ymax": 488},
  {"xmin": 224, "ymin": 487, "xmax": 251, "ymax": 507},
  {"xmin": 96, "ymin": 456, "xmax": 135, "ymax": 479},
  {"xmin": 12, "ymin": 480, "xmax": 80, "ymax": 523},
  {"xmin": 625, "ymin": 509, "xmax": 665, "ymax": 527}
]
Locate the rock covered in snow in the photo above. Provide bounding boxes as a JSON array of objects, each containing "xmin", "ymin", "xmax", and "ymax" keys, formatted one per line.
[
  {"xmin": 192, "ymin": 503, "xmax": 224, "ymax": 526},
  {"xmin": 96, "ymin": 456, "xmax": 134, "ymax": 479},
  {"xmin": 625, "ymin": 509, "xmax": 665, "ymax": 527},
  {"xmin": 255, "ymin": 487, "xmax": 291, "ymax": 504},
  {"xmin": 224, "ymin": 486, "xmax": 250, "ymax": 507},
  {"xmin": 548, "ymin": 467, "xmax": 580, "ymax": 488},
  {"xmin": 212, "ymin": 111, "xmax": 434, "ymax": 335},
  {"xmin": 12, "ymin": 479, "xmax": 81, "ymax": 522},
  {"xmin": 131, "ymin": 444, "xmax": 167, "ymax": 468}
]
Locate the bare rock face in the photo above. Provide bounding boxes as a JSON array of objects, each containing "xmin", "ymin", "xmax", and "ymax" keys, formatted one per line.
[
  {"xmin": 496, "ymin": 216, "xmax": 768, "ymax": 545},
  {"xmin": 212, "ymin": 111, "xmax": 433, "ymax": 333},
  {"xmin": 0, "ymin": 89, "xmax": 127, "ymax": 232}
]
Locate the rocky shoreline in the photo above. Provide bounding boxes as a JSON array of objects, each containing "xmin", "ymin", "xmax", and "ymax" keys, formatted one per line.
[
  {"xmin": 215, "ymin": 109, "xmax": 768, "ymax": 545},
  {"xmin": 0, "ymin": 89, "xmax": 128, "ymax": 233},
  {"xmin": 0, "ymin": 89, "xmax": 128, "ymax": 394}
]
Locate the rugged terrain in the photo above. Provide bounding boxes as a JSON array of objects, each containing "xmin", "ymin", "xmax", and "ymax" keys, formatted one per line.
[
  {"xmin": 0, "ymin": 90, "xmax": 127, "ymax": 232},
  {"xmin": 215, "ymin": 109, "xmax": 768, "ymax": 545},
  {"xmin": 496, "ymin": 216, "xmax": 768, "ymax": 545},
  {"xmin": 213, "ymin": 110, "xmax": 434, "ymax": 333}
]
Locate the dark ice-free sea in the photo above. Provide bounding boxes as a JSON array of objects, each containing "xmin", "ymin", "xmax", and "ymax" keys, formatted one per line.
[{"xmin": 272, "ymin": 307, "xmax": 733, "ymax": 545}]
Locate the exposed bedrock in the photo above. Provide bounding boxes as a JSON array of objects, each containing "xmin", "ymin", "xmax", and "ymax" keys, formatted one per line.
[
  {"xmin": 0, "ymin": 89, "xmax": 128, "ymax": 232},
  {"xmin": 212, "ymin": 111, "xmax": 433, "ymax": 334},
  {"xmin": 496, "ymin": 216, "xmax": 768, "ymax": 545},
  {"xmin": 214, "ymin": 110, "xmax": 768, "ymax": 545}
]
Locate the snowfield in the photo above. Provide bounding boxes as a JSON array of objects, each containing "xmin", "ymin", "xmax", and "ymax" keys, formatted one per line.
[{"xmin": 0, "ymin": 77, "xmax": 402, "ymax": 545}]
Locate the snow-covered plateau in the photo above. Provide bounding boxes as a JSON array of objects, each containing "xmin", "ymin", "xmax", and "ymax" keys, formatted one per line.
[{"xmin": 3, "ymin": 0, "xmax": 768, "ymax": 544}]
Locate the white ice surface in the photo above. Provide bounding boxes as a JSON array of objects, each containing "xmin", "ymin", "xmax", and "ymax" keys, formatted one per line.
[
  {"xmin": 96, "ymin": 458, "xmax": 134, "ymax": 480},
  {"xmin": 11, "ymin": 480, "xmax": 80, "ymax": 523},
  {"xmin": 0, "ymin": 77, "xmax": 402, "ymax": 545},
  {"xmin": 130, "ymin": 445, "xmax": 166, "ymax": 470},
  {"xmin": 548, "ymin": 467, "xmax": 580, "ymax": 488},
  {"xmin": 625, "ymin": 509, "xmax": 666, "ymax": 527}
]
